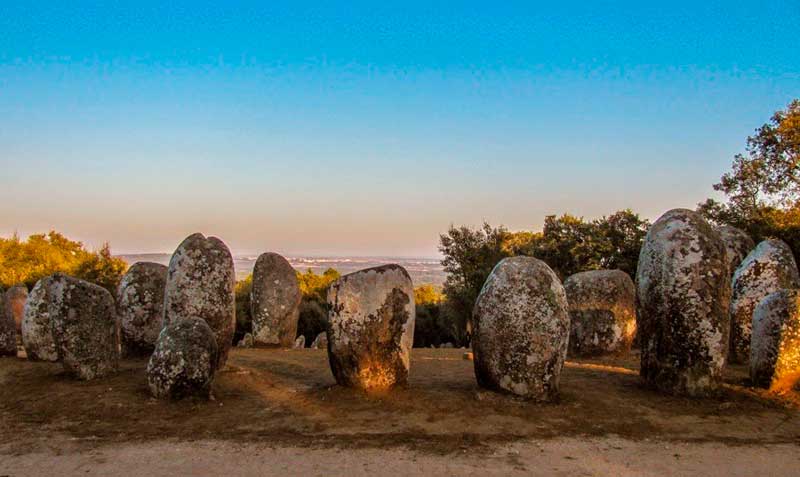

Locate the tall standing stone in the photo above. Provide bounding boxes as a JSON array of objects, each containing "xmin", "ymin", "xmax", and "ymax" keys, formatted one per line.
[
  {"xmin": 750, "ymin": 289, "xmax": 800, "ymax": 391},
  {"xmin": 326, "ymin": 264, "xmax": 415, "ymax": 390},
  {"xmin": 5, "ymin": 285, "xmax": 28, "ymax": 335},
  {"xmin": 472, "ymin": 257, "xmax": 570, "ymax": 401},
  {"xmin": 49, "ymin": 274, "xmax": 119, "ymax": 380},
  {"xmin": 116, "ymin": 262, "xmax": 168, "ymax": 357},
  {"xmin": 0, "ymin": 291, "xmax": 15, "ymax": 356},
  {"xmin": 636, "ymin": 209, "xmax": 730, "ymax": 396},
  {"xmin": 564, "ymin": 270, "xmax": 637, "ymax": 357},
  {"xmin": 250, "ymin": 252, "xmax": 301, "ymax": 347},
  {"xmin": 730, "ymin": 239, "xmax": 800, "ymax": 363},
  {"xmin": 147, "ymin": 317, "xmax": 218, "ymax": 399},
  {"xmin": 163, "ymin": 233, "xmax": 235, "ymax": 368},
  {"xmin": 21, "ymin": 276, "xmax": 58, "ymax": 361},
  {"xmin": 717, "ymin": 226, "xmax": 755, "ymax": 281}
]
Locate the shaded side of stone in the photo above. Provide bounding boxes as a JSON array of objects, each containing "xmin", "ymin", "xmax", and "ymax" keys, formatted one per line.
[
  {"xmin": 116, "ymin": 262, "xmax": 168, "ymax": 357},
  {"xmin": 472, "ymin": 256, "xmax": 570, "ymax": 401},
  {"xmin": 717, "ymin": 225, "xmax": 755, "ymax": 280},
  {"xmin": 21, "ymin": 276, "xmax": 58, "ymax": 361},
  {"xmin": 635, "ymin": 208, "xmax": 731, "ymax": 396},
  {"xmin": 147, "ymin": 317, "xmax": 218, "ymax": 399},
  {"xmin": 5, "ymin": 285, "xmax": 28, "ymax": 335},
  {"xmin": 0, "ymin": 291, "xmax": 15, "ymax": 356}
]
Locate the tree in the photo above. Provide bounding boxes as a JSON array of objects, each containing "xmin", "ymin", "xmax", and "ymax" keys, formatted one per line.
[
  {"xmin": 71, "ymin": 243, "xmax": 128, "ymax": 294},
  {"xmin": 699, "ymin": 99, "xmax": 800, "ymax": 260}
]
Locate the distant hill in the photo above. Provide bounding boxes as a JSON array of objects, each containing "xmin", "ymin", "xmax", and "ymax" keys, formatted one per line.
[{"xmin": 117, "ymin": 254, "xmax": 445, "ymax": 286}]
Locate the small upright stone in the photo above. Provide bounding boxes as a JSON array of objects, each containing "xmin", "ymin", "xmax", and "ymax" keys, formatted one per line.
[
  {"xmin": 327, "ymin": 264, "xmax": 415, "ymax": 390},
  {"xmin": 311, "ymin": 332, "xmax": 328, "ymax": 349},
  {"xmin": 250, "ymin": 253, "xmax": 301, "ymax": 347},
  {"xmin": 564, "ymin": 270, "xmax": 637, "ymax": 357},
  {"xmin": 237, "ymin": 333, "xmax": 254, "ymax": 348},
  {"xmin": 472, "ymin": 257, "xmax": 570, "ymax": 401},
  {"xmin": 730, "ymin": 239, "xmax": 800, "ymax": 363},
  {"xmin": 116, "ymin": 262, "xmax": 168, "ymax": 357},
  {"xmin": 750, "ymin": 290, "xmax": 800, "ymax": 391},
  {"xmin": 163, "ymin": 233, "xmax": 236, "ymax": 368},
  {"xmin": 5, "ymin": 285, "xmax": 28, "ymax": 335},
  {"xmin": 0, "ymin": 292, "xmax": 15, "ymax": 356},
  {"xmin": 49, "ymin": 274, "xmax": 119, "ymax": 380},
  {"xmin": 717, "ymin": 225, "xmax": 755, "ymax": 280},
  {"xmin": 636, "ymin": 209, "xmax": 730, "ymax": 396},
  {"xmin": 293, "ymin": 335, "xmax": 306, "ymax": 349},
  {"xmin": 147, "ymin": 317, "xmax": 218, "ymax": 399},
  {"xmin": 21, "ymin": 276, "xmax": 58, "ymax": 361}
]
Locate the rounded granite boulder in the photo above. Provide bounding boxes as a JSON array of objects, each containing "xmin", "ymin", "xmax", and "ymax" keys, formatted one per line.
[
  {"xmin": 250, "ymin": 252, "xmax": 301, "ymax": 347},
  {"xmin": 5, "ymin": 285, "xmax": 28, "ymax": 335},
  {"xmin": 326, "ymin": 264, "xmax": 415, "ymax": 390},
  {"xmin": 750, "ymin": 290, "xmax": 800, "ymax": 391},
  {"xmin": 21, "ymin": 276, "xmax": 58, "ymax": 361},
  {"xmin": 116, "ymin": 262, "xmax": 168, "ymax": 357},
  {"xmin": 472, "ymin": 256, "xmax": 570, "ymax": 401},
  {"xmin": 48, "ymin": 274, "xmax": 119, "ymax": 380},
  {"xmin": 163, "ymin": 233, "xmax": 236, "ymax": 368},
  {"xmin": 311, "ymin": 331, "xmax": 328, "ymax": 349},
  {"xmin": 0, "ymin": 292, "xmax": 16, "ymax": 356},
  {"xmin": 636, "ymin": 209, "xmax": 730, "ymax": 396},
  {"xmin": 717, "ymin": 225, "xmax": 755, "ymax": 280},
  {"xmin": 564, "ymin": 269, "xmax": 637, "ymax": 357},
  {"xmin": 147, "ymin": 317, "xmax": 218, "ymax": 399},
  {"xmin": 730, "ymin": 239, "xmax": 800, "ymax": 364}
]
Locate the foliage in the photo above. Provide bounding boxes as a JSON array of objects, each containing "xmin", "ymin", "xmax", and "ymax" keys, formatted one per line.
[
  {"xmin": 436, "ymin": 211, "xmax": 649, "ymax": 345},
  {"xmin": 0, "ymin": 231, "xmax": 128, "ymax": 293},
  {"xmin": 699, "ymin": 99, "xmax": 800, "ymax": 261},
  {"xmin": 412, "ymin": 284, "xmax": 454, "ymax": 348},
  {"xmin": 233, "ymin": 268, "xmax": 341, "ymax": 345}
]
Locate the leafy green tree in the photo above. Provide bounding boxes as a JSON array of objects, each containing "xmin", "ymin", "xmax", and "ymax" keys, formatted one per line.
[
  {"xmin": 699, "ymin": 99, "xmax": 800, "ymax": 260},
  {"xmin": 71, "ymin": 243, "xmax": 128, "ymax": 294}
]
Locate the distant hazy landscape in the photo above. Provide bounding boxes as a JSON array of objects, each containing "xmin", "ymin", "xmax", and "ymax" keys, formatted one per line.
[{"xmin": 118, "ymin": 254, "xmax": 445, "ymax": 286}]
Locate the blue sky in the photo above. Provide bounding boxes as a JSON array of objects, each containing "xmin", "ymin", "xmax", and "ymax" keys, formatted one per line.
[{"xmin": 1, "ymin": 1, "xmax": 798, "ymax": 257}]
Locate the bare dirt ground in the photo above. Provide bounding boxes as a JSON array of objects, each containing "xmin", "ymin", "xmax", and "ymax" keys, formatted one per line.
[{"xmin": 2, "ymin": 348, "xmax": 799, "ymax": 476}]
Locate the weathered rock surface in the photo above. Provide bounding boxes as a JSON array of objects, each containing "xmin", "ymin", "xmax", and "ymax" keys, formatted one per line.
[
  {"xmin": 717, "ymin": 226, "xmax": 755, "ymax": 280},
  {"xmin": 326, "ymin": 264, "xmax": 415, "ymax": 390},
  {"xmin": 5, "ymin": 285, "xmax": 28, "ymax": 335},
  {"xmin": 116, "ymin": 262, "xmax": 168, "ymax": 357},
  {"xmin": 163, "ymin": 233, "xmax": 236, "ymax": 368},
  {"xmin": 147, "ymin": 317, "xmax": 218, "ymax": 399},
  {"xmin": 250, "ymin": 253, "xmax": 301, "ymax": 347},
  {"xmin": 0, "ymin": 292, "xmax": 15, "ymax": 356},
  {"xmin": 730, "ymin": 239, "xmax": 800, "ymax": 363},
  {"xmin": 21, "ymin": 276, "xmax": 58, "ymax": 361},
  {"xmin": 311, "ymin": 332, "xmax": 327, "ymax": 349},
  {"xmin": 49, "ymin": 274, "xmax": 119, "ymax": 380},
  {"xmin": 472, "ymin": 257, "xmax": 570, "ymax": 401},
  {"xmin": 293, "ymin": 335, "xmax": 306, "ymax": 349},
  {"xmin": 237, "ymin": 333, "xmax": 254, "ymax": 348},
  {"xmin": 564, "ymin": 270, "xmax": 637, "ymax": 357},
  {"xmin": 636, "ymin": 209, "xmax": 730, "ymax": 396},
  {"xmin": 750, "ymin": 289, "xmax": 800, "ymax": 391}
]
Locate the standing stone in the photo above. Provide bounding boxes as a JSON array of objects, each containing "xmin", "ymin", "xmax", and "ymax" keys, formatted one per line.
[
  {"xmin": 49, "ymin": 274, "xmax": 119, "ymax": 380},
  {"xmin": 564, "ymin": 270, "xmax": 637, "ymax": 357},
  {"xmin": 293, "ymin": 335, "xmax": 306, "ymax": 349},
  {"xmin": 0, "ymin": 292, "xmax": 15, "ymax": 356},
  {"xmin": 163, "ymin": 233, "xmax": 236, "ymax": 368},
  {"xmin": 147, "ymin": 317, "xmax": 218, "ymax": 399},
  {"xmin": 750, "ymin": 290, "xmax": 800, "ymax": 391},
  {"xmin": 250, "ymin": 252, "xmax": 301, "ymax": 347},
  {"xmin": 21, "ymin": 276, "xmax": 58, "ymax": 361},
  {"xmin": 326, "ymin": 264, "xmax": 415, "ymax": 390},
  {"xmin": 472, "ymin": 257, "xmax": 570, "ymax": 401},
  {"xmin": 717, "ymin": 226, "xmax": 755, "ymax": 280},
  {"xmin": 237, "ymin": 333, "xmax": 254, "ymax": 348},
  {"xmin": 5, "ymin": 285, "xmax": 28, "ymax": 335},
  {"xmin": 116, "ymin": 262, "xmax": 168, "ymax": 357},
  {"xmin": 730, "ymin": 239, "xmax": 800, "ymax": 363},
  {"xmin": 311, "ymin": 332, "xmax": 328, "ymax": 349},
  {"xmin": 636, "ymin": 209, "xmax": 730, "ymax": 396}
]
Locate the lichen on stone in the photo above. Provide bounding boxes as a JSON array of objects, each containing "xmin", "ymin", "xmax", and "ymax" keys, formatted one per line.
[{"xmin": 250, "ymin": 252, "xmax": 301, "ymax": 348}]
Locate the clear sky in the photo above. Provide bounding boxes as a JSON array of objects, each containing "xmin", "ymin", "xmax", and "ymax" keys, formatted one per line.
[{"xmin": 1, "ymin": 1, "xmax": 798, "ymax": 257}]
